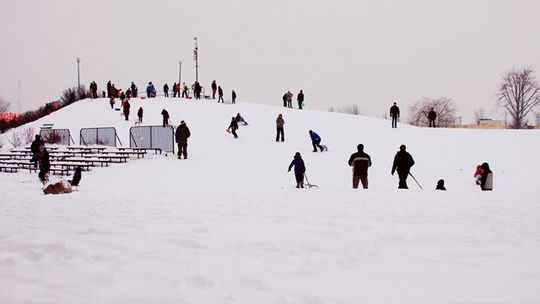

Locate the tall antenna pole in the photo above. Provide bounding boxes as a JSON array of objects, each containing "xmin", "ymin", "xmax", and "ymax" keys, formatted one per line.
[
  {"xmin": 76, "ymin": 57, "xmax": 81, "ymax": 91},
  {"xmin": 178, "ymin": 60, "xmax": 182, "ymax": 85},
  {"xmin": 193, "ymin": 37, "xmax": 199, "ymax": 82}
]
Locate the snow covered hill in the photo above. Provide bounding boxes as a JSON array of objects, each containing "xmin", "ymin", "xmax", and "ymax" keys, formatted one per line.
[{"xmin": 1, "ymin": 98, "xmax": 539, "ymax": 303}]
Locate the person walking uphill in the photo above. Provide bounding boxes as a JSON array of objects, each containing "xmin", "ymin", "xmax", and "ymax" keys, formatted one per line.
[
  {"xmin": 161, "ymin": 109, "xmax": 170, "ymax": 127},
  {"xmin": 218, "ymin": 86, "xmax": 224, "ymax": 103},
  {"xmin": 309, "ymin": 130, "xmax": 325, "ymax": 152},
  {"xmin": 276, "ymin": 114, "xmax": 285, "ymax": 142},
  {"xmin": 348, "ymin": 144, "xmax": 372, "ymax": 189},
  {"xmin": 391, "ymin": 145, "xmax": 415, "ymax": 189},
  {"xmin": 479, "ymin": 162, "xmax": 493, "ymax": 191},
  {"xmin": 390, "ymin": 102, "xmax": 400, "ymax": 128},
  {"xmin": 288, "ymin": 152, "xmax": 306, "ymax": 188},
  {"xmin": 175, "ymin": 121, "xmax": 191, "ymax": 159},
  {"xmin": 428, "ymin": 108, "xmax": 437, "ymax": 127}
]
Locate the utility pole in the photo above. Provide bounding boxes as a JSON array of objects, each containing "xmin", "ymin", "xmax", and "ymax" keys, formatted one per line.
[
  {"xmin": 76, "ymin": 57, "xmax": 81, "ymax": 91},
  {"xmin": 178, "ymin": 60, "xmax": 182, "ymax": 85},
  {"xmin": 193, "ymin": 37, "xmax": 199, "ymax": 82}
]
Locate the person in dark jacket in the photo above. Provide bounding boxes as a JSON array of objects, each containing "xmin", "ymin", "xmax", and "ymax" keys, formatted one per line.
[
  {"xmin": 297, "ymin": 90, "xmax": 304, "ymax": 109},
  {"xmin": 276, "ymin": 114, "xmax": 285, "ymax": 142},
  {"xmin": 308, "ymin": 130, "xmax": 325, "ymax": 152},
  {"xmin": 137, "ymin": 106, "xmax": 143, "ymax": 124},
  {"xmin": 436, "ymin": 179, "xmax": 446, "ymax": 190},
  {"xmin": 232, "ymin": 90, "xmax": 237, "ymax": 104},
  {"xmin": 69, "ymin": 167, "xmax": 82, "ymax": 186},
  {"xmin": 391, "ymin": 144, "xmax": 415, "ymax": 189},
  {"xmin": 182, "ymin": 82, "xmax": 189, "ymax": 98},
  {"xmin": 428, "ymin": 108, "xmax": 437, "ymax": 127},
  {"xmin": 163, "ymin": 83, "xmax": 169, "ymax": 97},
  {"xmin": 211, "ymin": 80, "xmax": 217, "ymax": 99},
  {"xmin": 38, "ymin": 145, "xmax": 50, "ymax": 184},
  {"xmin": 217, "ymin": 86, "xmax": 224, "ymax": 103},
  {"xmin": 348, "ymin": 144, "xmax": 372, "ymax": 189},
  {"xmin": 30, "ymin": 134, "xmax": 44, "ymax": 167},
  {"xmin": 480, "ymin": 162, "xmax": 493, "ymax": 191},
  {"xmin": 175, "ymin": 120, "xmax": 191, "ymax": 159},
  {"xmin": 228, "ymin": 117, "xmax": 239, "ymax": 138},
  {"xmin": 288, "ymin": 152, "xmax": 306, "ymax": 188},
  {"xmin": 122, "ymin": 99, "xmax": 130, "ymax": 121},
  {"xmin": 390, "ymin": 102, "xmax": 400, "ymax": 128},
  {"xmin": 131, "ymin": 82, "xmax": 137, "ymax": 98},
  {"xmin": 282, "ymin": 93, "xmax": 288, "ymax": 107},
  {"xmin": 161, "ymin": 109, "xmax": 170, "ymax": 127}
]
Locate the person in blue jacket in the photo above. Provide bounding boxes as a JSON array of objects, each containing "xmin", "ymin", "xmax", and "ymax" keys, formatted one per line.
[
  {"xmin": 309, "ymin": 130, "xmax": 325, "ymax": 152},
  {"xmin": 288, "ymin": 152, "xmax": 306, "ymax": 188}
]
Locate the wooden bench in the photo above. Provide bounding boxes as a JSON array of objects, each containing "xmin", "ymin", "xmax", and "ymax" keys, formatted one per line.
[
  {"xmin": 84, "ymin": 154, "xmax": 129, "ymax": 163},
  {"xmin": 52, "ymin": 162, "xmax": 92, "ymax": 171},
  {"xmin": 117, "ymin": 147, "xmax": 162, "ymax": 154},
  {"xmin": 62, "ymin": 157, "xmax": 112, "ymax": 167},
  {"xmin": 67, "ymin": 146, "xmax": 108, "ymax": 154}
]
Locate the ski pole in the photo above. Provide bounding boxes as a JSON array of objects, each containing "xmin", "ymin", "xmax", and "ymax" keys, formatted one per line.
[{"xmin": 409, "ymin": 172, "xmax": 423, "ymax": 190}]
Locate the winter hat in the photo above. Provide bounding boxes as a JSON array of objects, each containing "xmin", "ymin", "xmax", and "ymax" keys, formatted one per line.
[
  {"xmin": 180, "ymin": 120, "xmax": 185, "ymax": 125},
  {"xmin": 294, "ymin": 152, "xmax": 301, "ymax": 157},
  {"xmin": 357, "ymin": 144, "xmax": 364, "ymax": 151},
  {"xmin": 400, "ymin": 144, "xmax": 406, "ymax": 151}
]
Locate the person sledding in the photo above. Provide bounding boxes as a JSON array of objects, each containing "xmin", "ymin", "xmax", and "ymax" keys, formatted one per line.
[
  {"xmin": 308, "ymin": 130, "xmax": 327, "ymax": 152},
  {"xmin": 288, "ymin": 152, "xmax": 306, "ymax": 188},
  {"xmin": 235, "ymin": 113, "xmax": 249, "ymax": 126}
]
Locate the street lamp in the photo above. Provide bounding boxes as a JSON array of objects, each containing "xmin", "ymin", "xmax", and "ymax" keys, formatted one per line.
[
  {"xmin": 178, "ymin": 60, "xmax": 182, "ymax": 85},
  {"xmin": 76, "ymin": 57, "xmax": 81, "ymax": 91}
]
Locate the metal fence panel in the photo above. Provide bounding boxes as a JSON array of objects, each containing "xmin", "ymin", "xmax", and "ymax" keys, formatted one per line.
[
  {"xmin": 40, "ymin": 129, "xmax": 71, "ymax": 145},
  {"xmin": 80, "ymin": 127, "xmax": 117, "ymax": 146},
  {"xmin": 130, "ymin": 125, "xmax": 174, "ymax": 152}
]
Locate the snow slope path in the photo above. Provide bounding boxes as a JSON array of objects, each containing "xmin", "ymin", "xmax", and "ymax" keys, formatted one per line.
[{"xmin": 0, "ymin": 98, "xmax": 539, "ymax": 304}]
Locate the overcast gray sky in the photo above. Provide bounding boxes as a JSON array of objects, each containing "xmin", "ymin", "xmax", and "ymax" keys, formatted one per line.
[{"xmin": 1, "ymin": 0, "xmax": 539, "ymax": 123}]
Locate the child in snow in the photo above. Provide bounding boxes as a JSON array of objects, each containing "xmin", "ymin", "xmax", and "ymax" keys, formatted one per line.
[
  {"xmin": 287, "ymin": 152, "xmax": 306, "ymax": 188},
  {"xmin": 436, "ymin": 179, "xmax": 446, "ymax": 191},
  {"xmin": 474, "ymin": 164, "xmax": 484, "ymax": 185}
]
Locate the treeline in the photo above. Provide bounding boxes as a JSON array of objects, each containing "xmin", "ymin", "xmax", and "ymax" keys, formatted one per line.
[{"xmin": 0, "ymin": 87, "xmax": 90, "ymax": 133}]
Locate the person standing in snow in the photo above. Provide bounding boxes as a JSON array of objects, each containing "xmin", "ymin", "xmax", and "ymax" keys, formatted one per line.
[
  {"xmin": 163, "ymin": 83, "xmax": 169, "ymax": 97},
  {"xmin": 232, "ymin": 90, "xmax": 237, "ymax": 104},
  {"xmin": 122, "ymin": 98, "xmax": 130, "ymax": 121},
  {"xmin": 175, "ymin": 120, "xmax": 191, "ymax": 159},
  {"xmin": 137, "ymin": 106, "xmax": 143, "ymax": 124},
  {"xmin": 228, "ymin": 117, "xmax": 239, "ymax": 138},
  {"xmin": 182, "ymin": 82, "xmax": 189, "ymax": 98},
  {"xmin": 428, "ymin": 108, "xmax": 437, "ymax": 127},
  {"xmin": 172, "ymin": 83, "xmax": 178, "ymax": 97},
  {"xmin": 390, "ymin": 102, "xmax": 400, "ymax": 128},
  {"xmin": 391, "ymin": 144, "xmax": 415, "ymax": 189},
  {"xmin": 211, "ymin": 80, "xmax": 217, "ymax": 99},
  {"xmin": 288, "ymin": 152, "xmax": 306, "ymax": 188},
  {"xmin": 276, "ymin": 114, "xmax": 285, "ymax": 142},
  {"xmin": 479, "ymin": 162, "xmax": 493, "ymax": 191},
  {"xmin": 282, "ymin": 92, "xmax": 288, "ymax": 107},
  {"xmin": 308, "ymin": 130, "xmax": 325, "ymax": 152},
  {"xmin": 348, "ymin": 144, "xmax": 372, "ymax": 189},
  {"xmin": 131, "ymin": 82, "xmax": 138, "ymax": 98},
  {"xmin": 161, "ymin": 109, "xmax": 170, "ymax": 127},
  {"xmin": 286, "ymin": 91, "xmax": 293, "ymax": 108},
  {"xmin": 297, "ymin": 90, "xmax": 304, "ymax": 109},
  {"xmin": 30, "ymin": 134, "xmax": 44, "ymax": 167},
  {"xmin": 38, "ymin": 145, "xmax": 50, "ymax": 184}
]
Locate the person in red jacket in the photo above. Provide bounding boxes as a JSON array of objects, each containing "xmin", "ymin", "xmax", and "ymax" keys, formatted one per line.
[{"xmin": 474, "ymin": 164, "xmax": 484, "ymax": 185}]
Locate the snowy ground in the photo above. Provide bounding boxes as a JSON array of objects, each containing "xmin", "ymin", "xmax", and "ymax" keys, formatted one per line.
[{"xmin": 1, "ymin": 98, "xmax": 539, "ymax": 304}]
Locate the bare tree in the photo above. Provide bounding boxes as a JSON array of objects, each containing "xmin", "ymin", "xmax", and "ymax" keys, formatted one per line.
[
  {"xmin": 0, "ymin": 96, "xmax": 10, "ymax": 113},
  {"xmin": 327, "ymin": 104, "xmax": 363, "ymax": 115},
  {"xmin": 407, "ymin": 97, "xmax": 458, "ymax": 127},
  {"xmin": 497, "ymin": 68, "xmax": 540, "ymax": 129}
]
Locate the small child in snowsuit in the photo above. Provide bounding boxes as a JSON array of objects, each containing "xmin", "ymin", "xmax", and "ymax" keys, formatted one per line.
[
  {"xmin": 474, "ymin": 165, "xmax": 484, "ymax": 185},
  {"xmin": 288, "ymin": 152, "xmax": 306, "ymax": 188}
]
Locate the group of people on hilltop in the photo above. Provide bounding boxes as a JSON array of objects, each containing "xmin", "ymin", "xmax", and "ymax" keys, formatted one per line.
[
  {"xmin": 389, "ymin": 102, "xmax": 439, "ymax": 128},
  {"xmin": 282, "ymin": 90, "xmax": 305, "ymax": 109}
]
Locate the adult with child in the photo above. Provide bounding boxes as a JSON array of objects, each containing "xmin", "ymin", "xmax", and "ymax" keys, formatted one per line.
[
  {"xmin": 276, "ymin": 114, "xmax": 285, "ymax": 142},
  {"xmin": 348, "ymin": 144, "xmax": 372, "ymax": 189},
  {"xmin": 175, "ymin": 121, "xmax": 191, "ymax": 159},
  {"xmin": 288, "ymin": 152, "xmax": 306, "ymax": 188},
  {"xmin": 391, "ymin": 144, "xmax": 415, "ymax": 189},
  {"xmin": 479, "ymin": 162, "xmax": 493, "ymax": 191}
]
